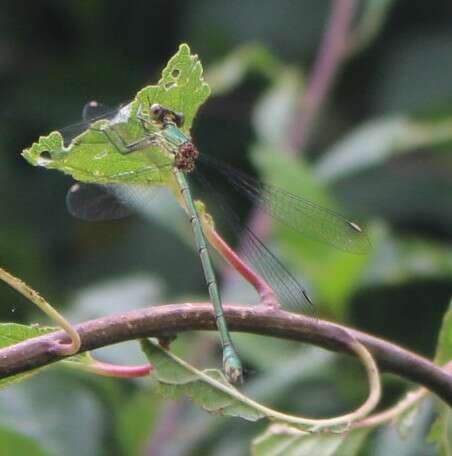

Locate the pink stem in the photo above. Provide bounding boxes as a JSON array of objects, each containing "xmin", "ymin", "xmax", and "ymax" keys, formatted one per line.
[
  {"xmin": 86, "ymin": 361, "xmax": 152, "ymax": 378},
  {"xmin": 290, "ymin": 0, "xmax": 357, "ymax": 152},
  {"xmin": 205, "ymin": 222, "xmax": 277, "ymax": 308}
]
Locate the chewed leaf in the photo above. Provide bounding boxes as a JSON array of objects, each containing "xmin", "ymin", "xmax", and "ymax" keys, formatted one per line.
[
  {"xmin": 21, "ymin": 131, "xmax": 67, "ymax": 167},
  {"xmin": 22, "ymin": 109, "xmax": 173, "ymax": 186},
  {"xmin": 141, "ymin": 339, "xmax": 264, "ymax": 421},
  {"xmin": 21, "ymin": 43, "xmax": 209, "ymax": 189},
  {"xmin": 134, "ymin": 43, "xmax": 210, "ymax": 133}
]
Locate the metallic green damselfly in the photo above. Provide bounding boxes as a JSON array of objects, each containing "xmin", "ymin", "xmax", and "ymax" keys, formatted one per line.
[{"xmin": 64, "ymin": 101, "xmax": 370, "ymax": 384}]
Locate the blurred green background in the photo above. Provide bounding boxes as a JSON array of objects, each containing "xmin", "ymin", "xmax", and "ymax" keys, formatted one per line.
[{"xmin": 1, "ymin": 1, "xmax": 452, "ymax": 455}]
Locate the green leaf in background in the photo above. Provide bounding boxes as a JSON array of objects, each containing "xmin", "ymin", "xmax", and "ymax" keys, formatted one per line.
[
  {"xmin": 0, "ymin": 323, "xmax": 104, "ymax": 389},
  {"xmin": 141, "ymin": 339, "xmax": 265, "ymax": 422},
  {"xmin": 427, "ymin": 410, "xmax": 452, "ymax": 456},
  {"xmin": 0, "ymin": 323, "xmax": 55, "ymax": 389},
  {"xmin": 347, "ymin": 0, "xmax": 397, "ymax": 56},
  {"xmin": 434, "ymin": 301, "xmax": 452, "ymax": 365},
  {"xmin": 117, "ymin": 387, "xmax": 164, "ymax": 456},
  {"xmin": 394, "ymin": 398, "xmax": 426, "ymax": 440},
  {"xmin": 427, "ymin": 301, "xmax": 452, "ymax": 454},
  {"xmin": 372, "ymin": 398, "xmax": 436, "ymax": 456},
  {"xmin": 21, "ymin": 43, "xmax": 209, "ymax": 188},
  {"xmin": 251, "ymin": 423, "xmax": 370, "ymax": 456},
  {"xmin": 0, "ymin": 322, "xmax": 55, "ymax": 350},
  {"xmin": 0, "ymin": 371, "xmax": 107, "ymax": 456},
  {"xmin": 0, "ymin": 427, "xmax": 56, "ymax": 456},
  {"xmin": 362, "ymin": 231, "xmax": 452, "ymax": 288},
  {"xmin": 315, "ymin": 116, "xmax": 452, "ymax": 183},
  {"xmin": 206, "ymin": 43, "xmax": 281, "ymax": 95},
  {"xmin": 252, "ymin": 67, "xmax": 304, "ymax": 149}
]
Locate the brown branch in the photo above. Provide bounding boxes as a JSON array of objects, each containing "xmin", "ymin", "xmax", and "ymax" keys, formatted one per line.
[{"xmin": 1, "ymin": 302, "xmax": 451, "ymax": 406}]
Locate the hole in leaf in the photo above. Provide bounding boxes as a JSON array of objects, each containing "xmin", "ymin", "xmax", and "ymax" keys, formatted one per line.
[
  {"xmin": 165, "ymin": 81, "xmax": 176, "ymax": 90},
  {"xmin": 37, "ymin": 150, "xmax": 53, "ymax": 165},
  {"xmin": 171, "ymin": 69, "xmax": 180, "ymax": 78}
]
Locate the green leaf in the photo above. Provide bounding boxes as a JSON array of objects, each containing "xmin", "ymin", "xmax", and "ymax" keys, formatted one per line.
[
  {"xmin": 141, "ymin": 339, "xmax": 265, "ymax": 421},
  {"xmin": 22, "ymin": 124, "xmax": 174, "ymax": 186},
  {"xmin": 394, "ymin": 399, "xmax": 425, "ymax": 439},
  {"xmin": 373, "ymin": 398, "xmax": 436, "ymax": 456},
  {"xmin": 135, "ymin": 43, "xmax": 210, "ymax": 131},
  {"xmin": 348, "ymin": 0, "xmax": 396, "ymax": 55},
  {"xmin": 252, "ymin": 68, "xmax": 304, "ymax": 149},
  {"xmin": 316, "ymin": 116, "xmax": 452, "ymax": 183},
  {"xmin": 206, "ymin": 43, "xmax": 281, "ymax": 95},
  {"xmin": 0, "ymin": 427, "xmax": 56, "ymax": 456},
  {"xmin": 116, "ymin": 387, "xmax": 164, "ymax": 456},
  {"xmin": 427, "ymin": 410, "xmax": 452, "ymax": 456},
  {"xmin": 434, "ymin": 301, "xmax": 452, "ymax": 365},
  {"xmin": 251, "ymin": 424, "xmax": 370, "ymax": 456},
  {"xmin": 427, "ymin": 302, "xmax": 452, "ymax": 455},
  {"xmin": 0, "ymin": 323, "xmax": 55, "ymax": 389},
  {"xmin": 363, "ymin": 231, "xmax": 452, "ymax": 288},
  {"xmin": 0, "ymin": 370, "xmax": 107, "ymax": 456},
  {"xmin": 0, "ymin": 322, "xmax": 102, "ymax": 389},
  {"xmin": 0, "ymin": 322, "xmax": 55, "ymax": 349},
  {"xmin": 22, "ymin": 43, "xmax": 209, "ymax": 188}
]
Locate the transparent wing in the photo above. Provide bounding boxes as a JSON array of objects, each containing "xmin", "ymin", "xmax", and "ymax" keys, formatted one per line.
[
  {"xmin": 66, "ymin": 183, "xmax": 133, "ymax": 221},
  {"xmin": 82, "ymin": 100, "xmax": 115, "ymax": 122},
  {"xmin": 59, "ymin": 99, "xmax": 151, "ymax": 154},
  {"xmin": 199, "ymin": 155, "xmax": 370, "ymax": 254},
  {"xmin": 238, "ymin": 220, "xmax": 315, "ymax": 314},
  {"xmin": 66, "ymin": 183, "xmax": 159, "ymax": 222},
  {"xmin": 59, "ymin": 102, "xmax": 125, "ymax": 146},
  {"xmin": 192, "ymin": 171, "xmax": 315, "ymax": 314}
]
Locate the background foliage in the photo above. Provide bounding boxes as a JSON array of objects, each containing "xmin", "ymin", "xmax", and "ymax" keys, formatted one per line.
[{"xmin": 1, "ymin": 1, "xmax": 452, "ymax": 455}]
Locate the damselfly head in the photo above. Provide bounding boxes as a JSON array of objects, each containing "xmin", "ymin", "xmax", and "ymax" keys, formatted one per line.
[
  {"xmin": 150, "ymin": 103, "xmax": 184, "ymax": 128},
  {"xmin": 150, "ymin": 103, "xmax": 163, "ymax": 120}
]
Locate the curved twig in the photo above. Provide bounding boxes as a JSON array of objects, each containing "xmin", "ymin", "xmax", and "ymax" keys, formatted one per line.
[
  {"xmin": 0, "ymin": 267, "xmax": 80, "ymax": 356},
  {"xmin": 141, "ymin": 335, "xmax": 380, "ymax": 431},
  {"xmin": 0, "ymin": 302, "xmax": 451, "ymax": 406},
  {"xmin": 353, "ymin": 361, "xmax": 452, "ymax": 429}
]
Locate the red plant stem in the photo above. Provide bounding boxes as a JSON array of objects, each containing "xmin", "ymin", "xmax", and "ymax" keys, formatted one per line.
[
  {"xmin": 205, "ymin": 222, "xmax": 277, "ymax": 307},
  {"xmin": 86, "ymin": 361, "xmax": 152, "ymax": 378},
  {"xmin": 290, "ymin": 0, "xmax": 357, "ymax": 152}
]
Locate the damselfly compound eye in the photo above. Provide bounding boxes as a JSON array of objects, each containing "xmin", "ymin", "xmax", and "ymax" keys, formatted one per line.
[{"xmin": 150, "ymin": 103, "xmax": 162, "ymax": 119}]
